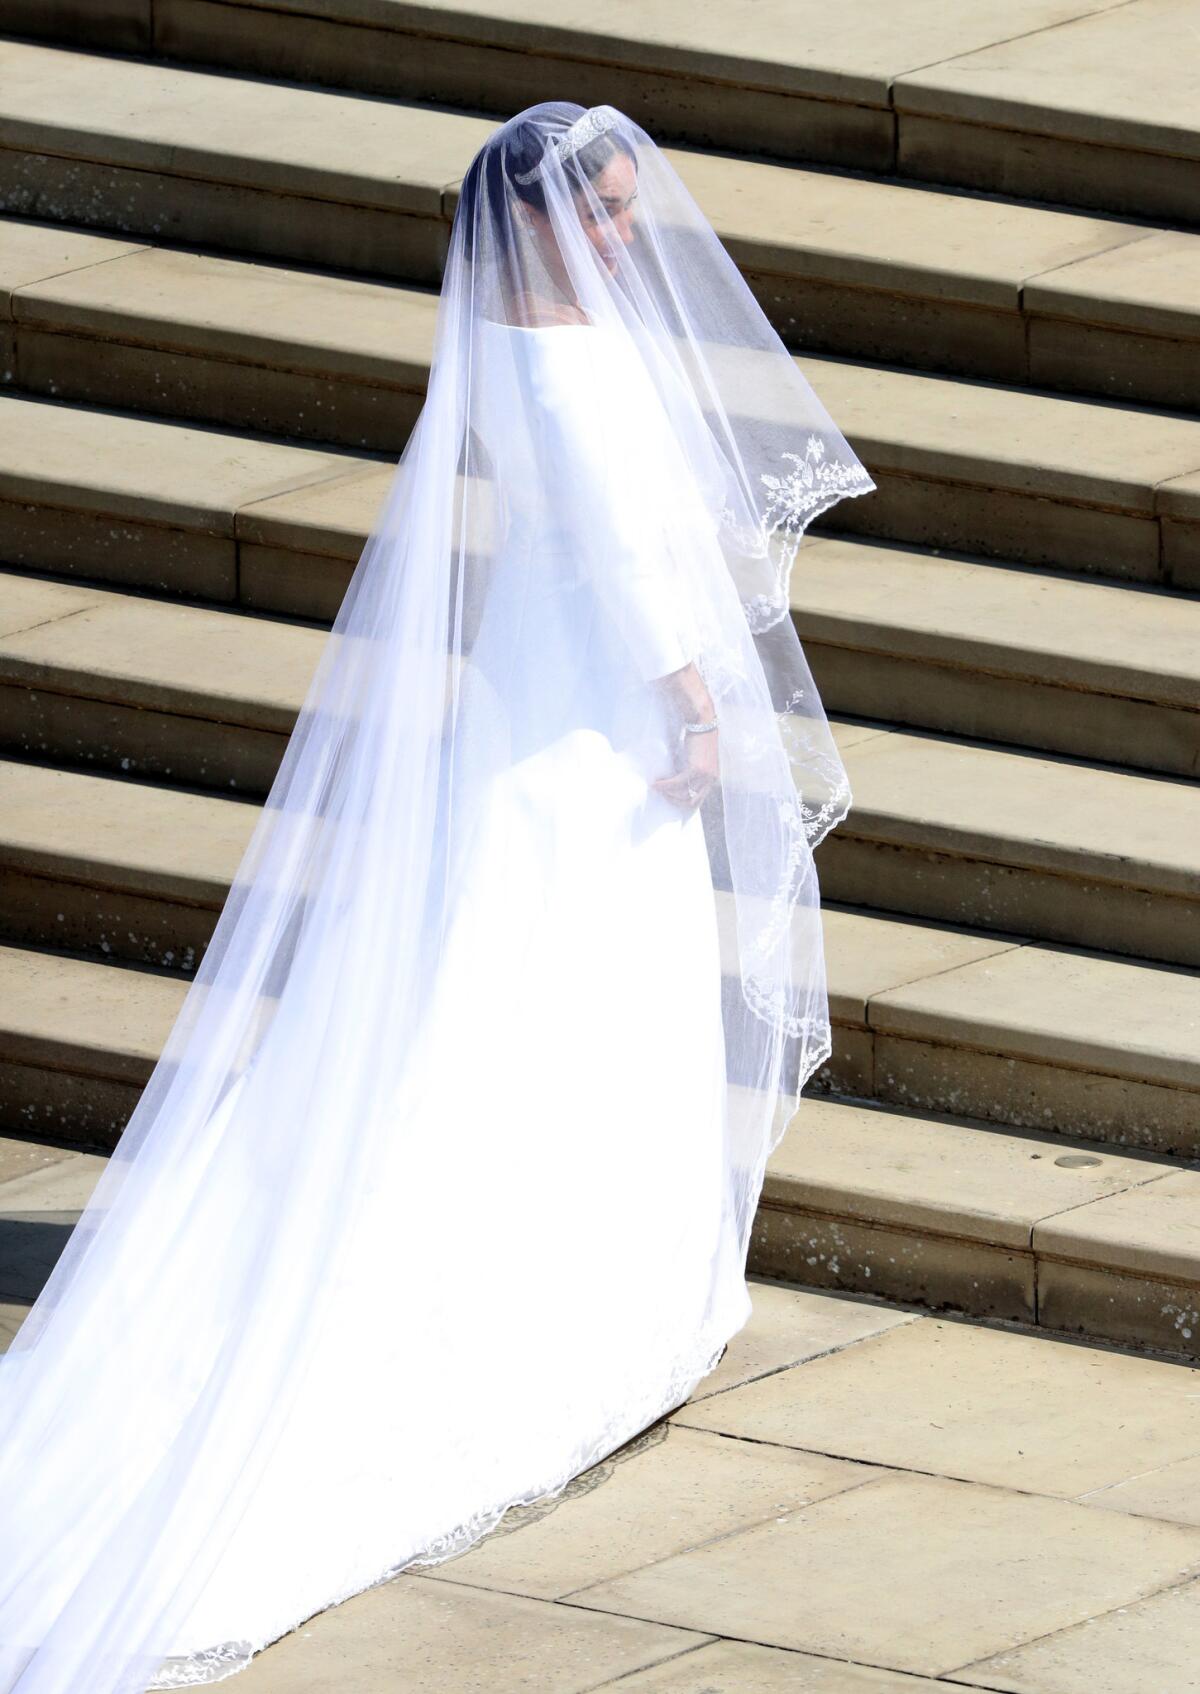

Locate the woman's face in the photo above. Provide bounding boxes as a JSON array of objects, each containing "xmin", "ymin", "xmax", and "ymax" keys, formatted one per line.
[{"xmin": 574, "ymin": 152, "xmax": 638, "ymax": 273}]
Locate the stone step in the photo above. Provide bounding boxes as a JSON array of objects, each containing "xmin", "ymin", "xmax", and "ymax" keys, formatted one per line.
[
  {"xmin": 0, "ymin": 767, "xmax": 1197, "ymax": 1155},
  {"xmin": 825, "ymin": 723, "xmax": 1200, "ymax": 971},
  {"xmin": 794, "ymin": 357, "xmax": 1200, "ymax": 590},
  {"xmin": 0, "ymin": 38, "xmax": 488, "ymax": 288},
  {"xmin": 4, "ymin": 1090, "xmax": 1198, "ymax": 1367},
  {"xmin": 6, "ymin": 0, "xmax": 1196, "ymax": 225},
  {"xmin": 0, "ymin": 389, "xmax": 382, "ymax": 607},
  {"xmin": 820, "ymin": 906, "xmax": 1200, "ymax": 1160},
  {"xmin": 2, "ymin": 937, "xmax": 1198, "ymax": 1366},
  {"xmin": 6, "ymin": 527, "xmax": 1199, "ymax": 793},
  {"xmin": 3, "ymin": 362, "xmax": 1200, "ymax": 619},
  {"xmin": 0, "ymin": 945, "xmax": 184, "ymax": 1150},
  {"xmin": 0, "ymin": 571, "xmax": 324, "ymax": 793},
  {"xmin": 9, "ymin": 212, "xmax": 1200, "ymax": 459},
  {"xmin": 794, "ymin": 538, "xmax": 1200, "ymax": 781},
  {"xmin": 3, "ymin": 45, "xmax": 1199, "ymax": 409},
  {"xmin": 750, "ymin": 1094, "xmax": 1200, "ymax": 1363},
  {"xmin": 0, "ymin": 759, "xmax": 255, "ymax": 974},
  {"xmin": 3, "ymin": 589, "xmax": 1198, "ymax": 964},
  {"xmin": 1, "ymin": 221, "xmax": 438, "ymax": 452},
  {"xmin": 2, "ymin": 1096, "xmax": 1198, "ymax": 1364}
]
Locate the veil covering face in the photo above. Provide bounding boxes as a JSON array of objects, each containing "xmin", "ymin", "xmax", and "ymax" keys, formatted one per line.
[{"xmin": 0, "ymin": 103, "xmax": 874, "ymax": 1693}]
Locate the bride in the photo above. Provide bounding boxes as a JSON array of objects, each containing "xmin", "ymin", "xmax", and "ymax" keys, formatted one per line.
[{"xmin": 0, "ymin": 101, "xmax": 873, "ymax": 1691}]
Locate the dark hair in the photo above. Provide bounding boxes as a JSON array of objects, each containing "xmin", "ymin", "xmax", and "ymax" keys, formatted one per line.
[{"xmin": 456, "ymin": 113, "xmax": 636, "ymax": 253}]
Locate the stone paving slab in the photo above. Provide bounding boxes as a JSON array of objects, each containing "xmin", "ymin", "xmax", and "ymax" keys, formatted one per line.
[
  {"xmin": 1023, "ymin": 230, "xmax": 1200, "ymax": 407},
  {"xmin": 892, "ymin": 0, "xmax": 1200, "ymax": 223},
  {"xmin": 5, "ymin": 941, "xmax": 1196, "ymax": 1357},
  {"xmin": 955, "ymin": 1573, "xmax": 1200, "ymax": 1692},
  {"xmin": 6, "ymin": 180, "xmax": 1146, "ymax": 336},
  {"xmin": 420, "ymin": 1422, "xmax": 872, "ymax": 1600},
  {"xmin": 16, "ymin": 537, "xmax": 1188, "ymax": 797},
  {"xmin": 796, "ymin": 536, "xmax": 1200, "ymax": 777},
  {"xmin": 6, "ymin": 6, "xmax": 1195, "ymax": 235},
  {"xmin": 238, "ymin": 1570, "xmax": 714, "ymax": 1693},
  {"xmin": 677, "ymin": 1314, "xmax": 1200, "ymax": 1499},
  {"xmin": 5, "ymin": 1199, "xmax": 1199, "ymax": 1685},
  {"xmin": 7, "ymin": 80, "xmax": 1199, "ymax": 400},
  {"xmin": 0, "ymin": 770, "xmax": 995, "ymax": 988},
  {"xmin": 828, "ymin": 730, "xmax": 1200, "ymax": 967},
  {"xmin": 4, "ymin": 202, "xmax": 1183, "ymax": 464},
  {"xmin": 689, "ymin": 1275, "xmax": 918, "ymax": 1402},
  {"xmin": 0, "ymin": 391, "xmax": 374, "ymax": 601},
  {"xmin": 25, "ymin": 0, "xmax": 1189, "ymax": 227},
  {"xmin": 10, "ymin": 209, "xmax": 1200, "ymax": 507},
  {"xmin": 0, "ymin": 573, "xmax": 105, "ymax": 639},
  {"xmin": 820, "ymin": 906, "xmax": 1017, "ymax": 1035},
  {"xmin": 590, "ymin": 1640, "xmax": 943, "ymax": 1690},
  {"xmin": 7, "ymin": 180, "xmax": 1168, "ymax": 412},
  {"xmin": 1081, "ymin": 1455, "xmax": 1200, "ymax": 1529},
  {"xmin": 569, "ymin": 1467, "xmax": 1200, "ymax": 1676},
  {"xmin": 0, "ymin": 944, "xmax": 178, "ymax": 1144},
  {"xmin": 0, "ymin": 1142, "xmax": 108, "ymax": 1300},
  {"xmin": 0, "ymin": 1297, "xmax": 28, "ymax": 1349}
]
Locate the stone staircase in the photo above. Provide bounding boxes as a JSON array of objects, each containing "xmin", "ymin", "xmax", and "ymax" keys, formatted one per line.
[{"xmin": 1, "ymin": 3, "xmax": 1198, "ymax": 1363}]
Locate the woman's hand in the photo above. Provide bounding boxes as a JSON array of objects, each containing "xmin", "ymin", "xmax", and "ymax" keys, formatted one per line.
[
  {"xmin": 652, "ymin": 723, "xmax": 719, "ymax": 812},
  {"xmin": 651, "ymin": 660, "xmax": 720, "ymax": 812}
]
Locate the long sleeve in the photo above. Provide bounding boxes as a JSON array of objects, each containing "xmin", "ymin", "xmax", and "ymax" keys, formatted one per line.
[{"xmin": 526, "ymin": 326, "xmax": 698, "ymax": 683}]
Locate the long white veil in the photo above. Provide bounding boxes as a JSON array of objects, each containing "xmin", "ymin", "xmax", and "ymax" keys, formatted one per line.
[{"xmin": 0, "ymin": 101, "xmax": 874, "ymax": 1693}]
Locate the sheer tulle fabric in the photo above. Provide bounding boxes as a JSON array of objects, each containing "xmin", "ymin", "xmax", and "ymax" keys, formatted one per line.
[{"xmin": 0, "ymin": 101, "xmax": 874, "ymax": 1691}]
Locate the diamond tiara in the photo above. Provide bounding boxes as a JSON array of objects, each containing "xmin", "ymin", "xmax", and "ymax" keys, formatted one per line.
[{"xmin": 512, "ymin": 106, "xmax": 622, "ymax": 187}]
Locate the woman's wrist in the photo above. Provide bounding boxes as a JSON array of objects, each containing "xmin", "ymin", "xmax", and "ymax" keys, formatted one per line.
[{"xmin": 656, "ymin": 661, "xmax": 714, "ymax": 728}]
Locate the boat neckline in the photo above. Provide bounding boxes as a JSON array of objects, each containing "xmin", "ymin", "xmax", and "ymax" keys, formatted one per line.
[{"xmin": 482, "ymin": 317, "xmax": 597, "ymax": 332}]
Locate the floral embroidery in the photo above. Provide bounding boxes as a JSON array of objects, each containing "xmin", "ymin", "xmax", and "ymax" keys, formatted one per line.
[
  {"xmin": 761, "ymin": 434, "xmax": 873, "ymax": 535},
  {"xmin": 720, "ymin": 438, "xmax": 875, "ymax": 636},
  {"xmin": 149, "ymin": 1641, "xmax": 255, "ymax": 1687}
]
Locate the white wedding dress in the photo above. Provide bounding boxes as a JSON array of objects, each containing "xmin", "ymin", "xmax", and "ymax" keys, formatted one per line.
[
  {"xmin": 2, "ymin": 99, "xmax": 873, "ymax": 1694},
  {"xmin": 130, "ymin": 316, "xmax": 753, "ymax": 1681}
]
